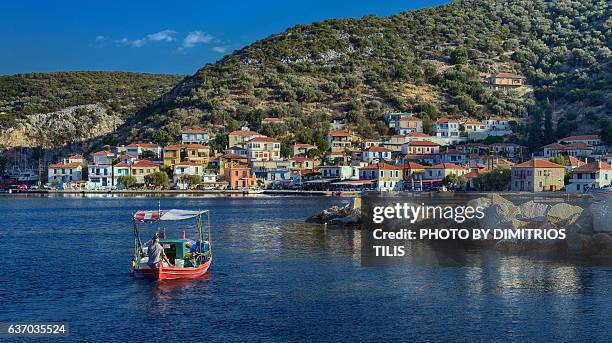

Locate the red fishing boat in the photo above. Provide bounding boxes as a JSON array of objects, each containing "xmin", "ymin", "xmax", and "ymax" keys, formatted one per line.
[{"xmin": 130, "ymin": 209, "xmax": 212, "ymax": 280}]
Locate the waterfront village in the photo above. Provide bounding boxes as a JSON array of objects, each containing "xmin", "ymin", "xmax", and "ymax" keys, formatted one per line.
[{"xmin": 8, "ymin": 108, "xmax": 602, "ymax": 195}]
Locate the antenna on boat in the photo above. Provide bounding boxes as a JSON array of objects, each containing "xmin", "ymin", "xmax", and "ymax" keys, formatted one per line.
[{"xmin": 157, "ymin": 198, "xmax": 161, "ymax": 217}]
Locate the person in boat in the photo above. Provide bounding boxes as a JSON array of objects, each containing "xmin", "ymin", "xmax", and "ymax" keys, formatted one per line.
[{"xmin": 147, "ymin": 234, "xmax": 173, "ymax": 269}]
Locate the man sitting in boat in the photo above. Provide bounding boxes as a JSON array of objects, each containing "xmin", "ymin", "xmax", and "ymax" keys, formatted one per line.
[{"xmin": 147, "ymin": 235, "xmax": 173, "ymax": 269}]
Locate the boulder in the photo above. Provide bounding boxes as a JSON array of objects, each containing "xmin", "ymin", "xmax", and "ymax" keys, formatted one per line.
[
  {"xmin": 592, "ymin": 233, "xmax": 612, "ymax": 254},
  {"xmin": 480, "ymin": 201, "xmax": 522, "ymax": 231},
  {"xmin": 548, "ymin": 203, "xmax": 583, "ymax": 221},
  {"xmin": 467, "ymin": 197, "xmax": 492, "ymax": 210},
  {"xmin": 563, "ymin": 210, "xmax": 594, "ymax": 235},
  {"xmin": 516, "ymin": 200, "xmax": 550, "ymax": 221},
  {"xmin": 566, "ymin": 232, "xmax": 597, "ymax": 255},
  {"xmin": 591, "ymin": 199, "xmax": 612, "ymax": 233},
  {"xmin": 487, "ymin": 194, "xmax": 515, "ymax": 208}
]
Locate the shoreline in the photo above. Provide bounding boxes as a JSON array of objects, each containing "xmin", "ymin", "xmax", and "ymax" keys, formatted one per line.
[{"xmin": 0, "ymin": 189, "xmax": 356, "ymax": 197}]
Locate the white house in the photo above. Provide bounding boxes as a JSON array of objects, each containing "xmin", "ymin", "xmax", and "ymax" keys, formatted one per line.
[
  {"xmin": 87, "ymin": 164, "xmax": 112, "ymax": 189},
  {"xmin": 173, "ymin": 161, "xmax": 205, "ymax": 189},
  {"xmin": 246, "ymin": 137, "xmax": 281, "ymax": 161},
  {"xmin": 358, "ymin": 162, "xmax": 403, "ymax": 191},
  {"xmin": 181, "ymin": 129, "xmax": 209, "ymax": 145},
  {"xmin": 542, "ymin": 143, "xmax": 594, "ymax": 158},
  {"xmin": 363, "ymin": 146, "xmax": 392, "ymax": 163},
  {"xmin": 318, "ymin": 165, "xmax": 360, "ymax": 180},
  {"xmin": 402, "ymin": 141, "xmax": 441, "ymax": 155},
  {"xmin": 92, "ymin": 150, "xmax": 115, "ymax": 165},
  {"xmin": 435, "ymin": 118, "xmax": 461, "ymax": 138},
  {"xmin": 48, "ymin": 163, "xmax": 83, "ymax": 185},
  {"xmin": 566, "ymin": 161, "xmax": 612, "ymax": 193}
]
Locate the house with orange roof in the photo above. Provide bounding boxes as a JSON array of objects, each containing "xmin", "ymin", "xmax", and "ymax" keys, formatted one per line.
[
  {"xmin": 228, "ymin": 129, "xmax": 263, "ymax": 148},
  {"xmin": 246, "ymin": 136, "xmax": 281, "ymax": 162},
  {"xmin": 542, "ymin": 142, "xmax": 594, "ymax": 158},
  {"xmin": 402, "ymin": 140, "xmax": 440, "ymax": 155},
  {"xmin": 403, "ymin": 161, "xmax": 426, "ymax": 183},
  {"xmin": 162, "ymin": 144, "xmax": 183, "ymax": 166},
  {"xmin": 327, "ymin": 130, "xmax": 353, "ymax": 152},
  {"xmin": 566, "ymin": 161, "xmax": 612, "ymax": 193},
  {"xmin": 130, "ymin": 160, "xmax": 161, "ymax": 185},
  {"xmin": 359, "ymin": 162, "xmax": 403, "ymax": 191},
  {"xmin": 363, "ymin": 146, "xmax": 392, "ymax": 163},
  {"xmin": 181, "ymin": 129, "xmax": 209, "ymax": 145},
  {"xmin": 47, "ymin": 163, "xmax": 83, "ymax": 185},
  {"xmin": 558, "ymin": 134, "xmax": 601, "ymax": 147},
  {"xmin": 511, "ymin": 159, "xmax": 565, "ymax": 192}
]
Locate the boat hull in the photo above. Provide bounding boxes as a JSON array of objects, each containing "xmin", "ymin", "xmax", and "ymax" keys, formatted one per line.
[{"xmin": 134, "ymin": 259, "xmax": 212, "ymax": 280}]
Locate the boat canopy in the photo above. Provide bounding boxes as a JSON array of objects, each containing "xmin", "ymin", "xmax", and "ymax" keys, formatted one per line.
[{"xmin": 134, "ymin": 209, "xmax": 207, "ymax": 222}]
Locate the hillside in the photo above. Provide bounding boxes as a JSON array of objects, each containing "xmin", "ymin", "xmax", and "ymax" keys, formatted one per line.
[
  {"xmin": 0, "ymin": 71, "xmax": 183, "ymax": 149},
  {"xmin": 117, "ymin": 0, "xmax": 610, "ymax": 149}
]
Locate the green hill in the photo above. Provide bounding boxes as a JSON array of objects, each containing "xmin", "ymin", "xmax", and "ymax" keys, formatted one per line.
[
  {"xmin": 0, "ymin": 71, "xmax": 183, "ymax": 126},
  {"xmin": 121, "ymin": 0, "xmax": 610, "ymax": 149}
]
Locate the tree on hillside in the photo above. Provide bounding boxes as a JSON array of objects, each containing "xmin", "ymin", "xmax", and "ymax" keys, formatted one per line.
[{"xmin": 472, "ymin": 166, "xmax": 511, "ymax": 191}]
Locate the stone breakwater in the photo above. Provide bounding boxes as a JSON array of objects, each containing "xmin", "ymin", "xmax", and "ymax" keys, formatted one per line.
[
  {"xmin": 468, "ymin": 194, "xmax": 611, "ymax": 256},
  {"xmin": 309, "ymin": 194, "xmax": 612, "ymax": 257}
]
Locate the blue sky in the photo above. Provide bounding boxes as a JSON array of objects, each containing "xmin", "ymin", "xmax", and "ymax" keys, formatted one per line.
[{"xmin": 1, "ymin": 0, "xmax": 447, "ymax": 75}]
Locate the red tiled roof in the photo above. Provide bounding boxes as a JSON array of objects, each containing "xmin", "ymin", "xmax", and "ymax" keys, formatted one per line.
[
  {"xmin": 407, "ymin": 140, "xmax": 439, "ymax": 146},
  {"xmin": 463, "ymin": 120, "xmax": 484, "ymax": 125},
  {"xmin": 248, "ymin": 137, "xmax": 279, "ymax": 143},
  {"xmin": 399, "ymin": 116, "xmax": 421, "ymax": 121},
  {"xmin": 403, "ymin": 162, "xmax": 426, "ymax": 169},
  {"xmin": 360, "ymin": 162, "xmax": 401, "ymax": 170},
  {"xmin": 132, "ymin": 161, "xmax": 159, "ymax": 167},
  {"xmin": 229, "ymin": 130, "xmax": 260, "ymax": 136},
  {"xmin": 164, "ymin": 144, "xmax": 182, "ymax": 150},
  {"xmin": 427, "ymin": 163, "xmax": 466, "ymax": 169},
  {"xmin": 512, "ymin": 159, "xmax": 565, "ymax": 169},
  {"xmin": 436, "ymin": 118, "xmax": 460, "ymax": 123},
  {"xmin": 94, "ymin": 150, "xmax": 113, "ymax": 155},
  {"xmin": 441, "ymin": 149, "xmax": 465, "ymax": 155},
  {"xmin": 184, "ymin": 144, "xmax": 209, "ymax": 149},
  {"xmin": 67, "ymin": 155, "xmax": 83, "ymax": 159},
  {"xmin": 294, "ymin": 143, "xmax": 316, "ymax": 148},
  {"xmin": 367, "ymin": 146, "xmax": 392, "ymax": 152},
  {"xmin": 49, "ymin": 163, "xmax": 81, "ymax": 168},
  {"xmin": 114, "ymin": 162, "xmax": 131, "ymax": 167},
  {"xmin": 407, "ymin": 132, "xmax": 430, "ymax": 137},
  {"xmin": 572, "ymin": 161, "xmax": 611, "ymax": 173},
  {"xmin": 181, "ymin": 129, "xmax": 208, "ymax": 134},
  {"xmin": 329, "ymin": 130, "xmax": 351, "ymax": 137},
  {"xmin": 128, "ymin": 143, "xmax": 160, "ymax": 148},
  {"xmin": 175, "ymin": 161, "xmax": 199, "ymax": 166},
  {"xmin": 561, "ymin": 135, "xmax": 600, "ymax": 141},
  {"xmin": 289, "ymin": 156, "xmax": 313, "ymax": 162}
]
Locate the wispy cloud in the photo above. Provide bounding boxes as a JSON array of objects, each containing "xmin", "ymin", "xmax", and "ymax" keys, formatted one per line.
[
  {"xmin": 95, "ymin": 35, "xmax": 106, "ymax": 42},
  {"xmin": 115, "ymin": 29, "xmax": 177, "ymax": 48},
  {"xmin": 182, "ymin": 31, "xmax": 215, "ymax": 49},
  {"xmin": 211, "ymin": 46, "xmax": 229, "ymax": 54}
]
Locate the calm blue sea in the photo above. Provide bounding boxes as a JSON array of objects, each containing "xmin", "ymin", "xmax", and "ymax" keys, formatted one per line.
[{"xmin": 1, "ymin": 195, "xmax": 611, "ymax": 342}]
